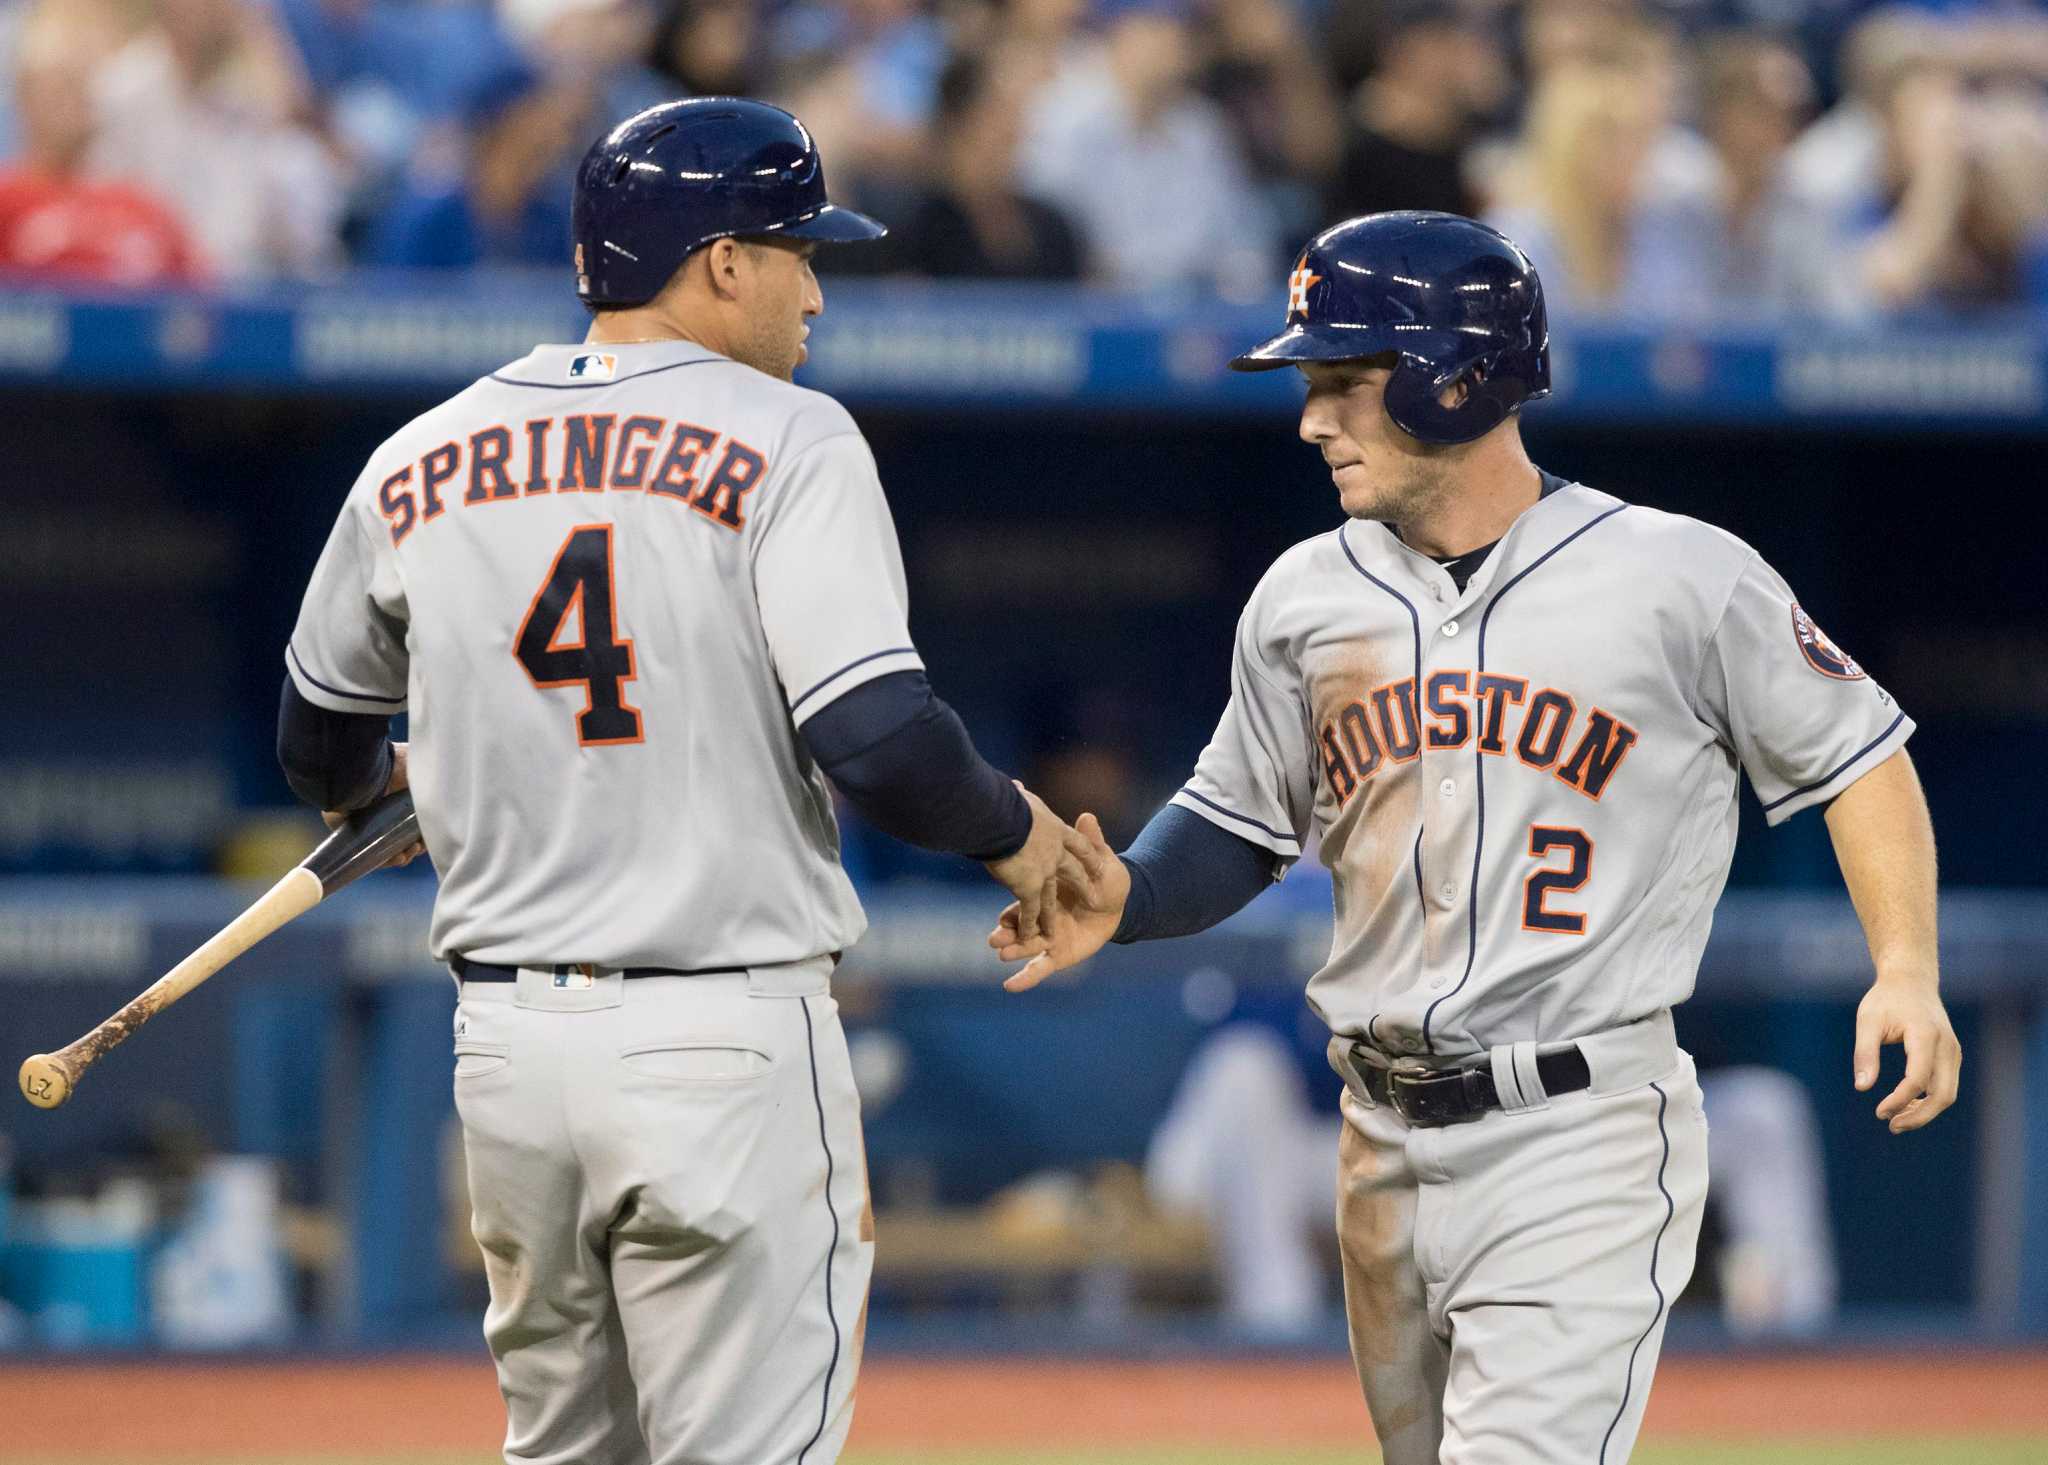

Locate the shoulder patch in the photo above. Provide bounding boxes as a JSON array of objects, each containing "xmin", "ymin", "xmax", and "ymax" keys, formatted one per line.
[{"xmin": 1792, "ymin": 604, "xmax": 1864, "ymax": 680}]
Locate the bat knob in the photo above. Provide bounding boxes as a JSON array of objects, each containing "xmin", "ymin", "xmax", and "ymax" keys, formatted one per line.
[{"xmin": 19, "ymin": 1054, "xmax": 73, "ymax": 1110}]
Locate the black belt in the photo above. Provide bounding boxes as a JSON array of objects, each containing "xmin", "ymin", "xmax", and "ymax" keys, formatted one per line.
[
  {"xmin": 451, "ymin": 955, "xmax": 744, "ymax": 983},
  {"xmin": 1355, "ymin": 1044, "xmax": 1591, "ymax": 1126}
]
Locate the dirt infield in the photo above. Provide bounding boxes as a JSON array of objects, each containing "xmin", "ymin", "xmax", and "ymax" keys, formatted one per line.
[{"xmin": 0, "ymin": 1353, "xmax": 2042, "ymax": 1457}]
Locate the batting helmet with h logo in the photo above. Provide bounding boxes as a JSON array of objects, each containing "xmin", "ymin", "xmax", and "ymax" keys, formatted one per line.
[{"xmin": 1232, "ymin": 211, "xmax": 1551, "ymax": 446}]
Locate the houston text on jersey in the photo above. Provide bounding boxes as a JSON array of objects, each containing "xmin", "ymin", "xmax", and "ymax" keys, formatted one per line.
[{"xmin": 1318, "ymin": 670, "xmax": 1640, "ymax": 805}]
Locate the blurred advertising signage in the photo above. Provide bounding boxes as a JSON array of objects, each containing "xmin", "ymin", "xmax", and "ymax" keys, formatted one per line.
[
  {"xmin": 295, "ymin": 302, "xmax": 576, "ymax": 382},
  {"xmin": 1777, "ymin": 336, "xmax": 2044, "ymax": 417},
  {"xmin": 344, "ymin": 910, "xmax": 440, "ymax": 981},
  {"xmin": 0, "ymin": 907, "xmax": 149, "ymax": 979},
  {"xmin": 0, "ymin": 761, "xmax": 232, "ymax": 871},
  {"xmin": 803, "ymin": 313, "xmax": 1088, "ymax": 398}
]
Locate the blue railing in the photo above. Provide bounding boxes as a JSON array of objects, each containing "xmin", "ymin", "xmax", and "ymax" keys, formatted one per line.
[
  {"xmin": 4, "ymin": 278, "xmax": 2045, "ymax": 427},
  {"xmin": 2, "ymin": 879, "xmax": 2045, "ymax": 1343}
]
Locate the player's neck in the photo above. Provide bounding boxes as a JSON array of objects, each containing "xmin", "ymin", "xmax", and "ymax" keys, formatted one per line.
[
  {"xmin": 585, "ymin": 304, "xmax": 731, "ymax": 359},
  {"xmin": 1393, "ymin": 447, "xmax": 1543, "ymax": 560}
]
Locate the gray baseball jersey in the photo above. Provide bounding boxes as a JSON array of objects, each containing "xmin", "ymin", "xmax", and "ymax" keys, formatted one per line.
[
  {"xmin": 1174, "ymin": 482, "xmax": 1912, "ymax": 1057},
  {"xmin": 287, "ymin": 339, "xmax": 923, "ymax": 969}
]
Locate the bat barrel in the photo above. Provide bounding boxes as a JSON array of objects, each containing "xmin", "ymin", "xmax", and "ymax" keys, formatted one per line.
[{"xmin": 19, "ymin": 1052, "xmax": 77, "ymax": 1110}]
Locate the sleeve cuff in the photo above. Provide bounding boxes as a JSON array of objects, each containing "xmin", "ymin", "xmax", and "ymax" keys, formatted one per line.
[
  {"xmin": 789, "ymin": 646, "xmax": 925, "ymax": 725},
  {"xmin": 1759, "ymin": 711, "xmax": 1914, "ymax": 826},
  {"xmin": 286, "ymin": 644, "xmax": 407, "ymax": 716},
  {"xmin": 1169, "ymin": 786, "xmax": 1303, "ymax": 859}
]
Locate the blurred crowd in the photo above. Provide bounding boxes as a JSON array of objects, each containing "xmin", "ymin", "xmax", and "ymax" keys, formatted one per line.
[{"xmin": 1, "ymin": 0, "xmax": 2046, "ymax": 314}]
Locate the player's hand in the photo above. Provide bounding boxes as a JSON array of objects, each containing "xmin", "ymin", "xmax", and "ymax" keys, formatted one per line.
[
  {"xmin": 323, "ymin": 742, "xmax": 426, "ymax": 868},
  {"xmin": 982, "ymin": 783, "xmax": 1087, "ymax": 945},
  {"xmin": 1852, "ymin": 975, "xmax": 1961, "ymax": 1133},
  {"xmin": 987, "ymin": 812, "xmax": 1131, "ymax": 993}
]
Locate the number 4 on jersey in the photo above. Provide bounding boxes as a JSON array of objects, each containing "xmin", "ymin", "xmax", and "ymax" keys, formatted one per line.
[{"xmin": 516, "ymin": 523, "xmax": 645, "ymax": 746}]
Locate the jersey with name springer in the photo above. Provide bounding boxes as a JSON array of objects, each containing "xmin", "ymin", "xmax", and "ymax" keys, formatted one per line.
[{"xmin": 287, "ymin": 339, "xmax": 923, "ymax": 969}]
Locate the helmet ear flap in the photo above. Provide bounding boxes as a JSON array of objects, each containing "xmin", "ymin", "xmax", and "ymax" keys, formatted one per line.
[{"xmin": 1383, "ymin": 353, "xmax": 1510, "ymax": 446}]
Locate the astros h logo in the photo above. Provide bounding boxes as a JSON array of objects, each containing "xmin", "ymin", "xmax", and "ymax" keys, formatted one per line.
[{"xmin": 1287, "ymin": 257, "xmax": 1320, "ymax": 319}]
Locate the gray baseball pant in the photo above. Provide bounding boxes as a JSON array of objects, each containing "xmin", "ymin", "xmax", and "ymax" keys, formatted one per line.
[
  {"xmin": 451, "ymin": 961, "xmax": 872, "ymax": 1465},
  {"xmin": 1332, "ymin": 1011, "xmax": 1709, "ymax": 1464}
]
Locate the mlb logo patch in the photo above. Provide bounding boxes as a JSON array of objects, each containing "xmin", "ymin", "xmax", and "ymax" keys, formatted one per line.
[
  {"xmin": 553, "ymin": 964, "xmax": 597, "ymax": 990},
  {"xmin": 569, "ymin": 352, "xmax": 617, "ymax": 382}
]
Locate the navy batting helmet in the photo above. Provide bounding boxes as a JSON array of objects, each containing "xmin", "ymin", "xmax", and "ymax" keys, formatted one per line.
[
  {"xmin": 1231, "ymin": 211, "xmax": 1551, "ymax": 446},
  {"xmin": 571, "ymin": 98, "xmax": 886, "ymax": 308}
]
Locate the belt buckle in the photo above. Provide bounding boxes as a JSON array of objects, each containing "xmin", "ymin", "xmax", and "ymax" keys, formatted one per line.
[
  {"xmin": 1389, "ymin": 1062, "xmax": 1489, "ymax": 1126},
  {"xmin": 1386, "ymin": 1061, "xmax": 1432, "ymax": 1124}
]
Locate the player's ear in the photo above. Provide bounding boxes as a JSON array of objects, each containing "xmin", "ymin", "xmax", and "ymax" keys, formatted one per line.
[
  {"xmin": 1437, "ymin": 364, "xmax": 1479, "ymax": 410},
  {"xmin": 700, "ymin": 238, "xmax": 746, "ymax": 302}
]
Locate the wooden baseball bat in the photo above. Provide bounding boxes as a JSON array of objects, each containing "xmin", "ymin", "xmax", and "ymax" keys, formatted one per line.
[{"xmin": 18, "ymin": 789, "xmax": 422, "ymax": 1112}]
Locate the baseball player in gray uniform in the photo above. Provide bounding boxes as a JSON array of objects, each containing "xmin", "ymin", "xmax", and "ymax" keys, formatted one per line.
[
  {"xmin": 278, "ymin": 99, "xmax": 1081, "ymax": 1465},
  {"xmin": 992, "ymin": 212, "xmax": 1962, "ymax": 1462}
]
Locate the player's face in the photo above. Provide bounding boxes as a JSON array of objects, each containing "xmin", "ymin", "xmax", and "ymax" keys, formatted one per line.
[
  {"xmin": 1296, "ymin": 358, "xmax": 1452, "ymax": 522},
  {"xmin": 737, "ymin": 239, "xmax": 824, "ymax": 381}
]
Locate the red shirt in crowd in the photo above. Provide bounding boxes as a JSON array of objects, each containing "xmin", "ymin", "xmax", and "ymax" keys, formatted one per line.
[{"xmin": 0, "ymin": 170, "xmax": 204, "ymax": 286}]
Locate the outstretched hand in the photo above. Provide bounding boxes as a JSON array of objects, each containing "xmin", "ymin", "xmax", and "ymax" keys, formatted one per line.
[
  {"xmin": 982, "ymin": 783, "xmax": 1090, "ymax": 945},
  {"xmin": 988, "ymin": 812, "xmax": 1131, "ymax": 992}
]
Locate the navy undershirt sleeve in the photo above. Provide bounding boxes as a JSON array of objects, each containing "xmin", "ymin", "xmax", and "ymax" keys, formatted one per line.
[
  {"xmin": 800, "ymin": 670, "xmax": 1031, "ymax": 861},
  {"xmin": 1111, "ymin": 804, "xmax": 1282, "ymax": 943},
  {"xmin": 277, "ymin": 675, "xmax": 394, "ymax": 812}
]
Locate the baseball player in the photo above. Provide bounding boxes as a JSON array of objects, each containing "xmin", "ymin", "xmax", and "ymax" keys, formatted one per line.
[
  {"xmin": 993, "ymin": 211, "xmax": 1962, "ymax": 1462},
  {"xmin": 277, "ymin": 98, "xmax": 1081, "ymax": 1465}
]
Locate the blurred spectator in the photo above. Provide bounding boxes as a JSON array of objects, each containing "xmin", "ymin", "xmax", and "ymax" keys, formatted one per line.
[
  {"xmin": 830, "ymin": 52, "xmax": 1084, "ymax": 278},
  {"xmin": 87, "ymin": 0, "xmax": 344, "ymax": 280},
  {"xmin": 1485, "ymin": 59, "xmax": 1716, "ymax": 317},
  {"xmin": 369, "ymin": 0, "xmax": 668, "ymax": 269},
  {"xmin": 1147, "ymin": 1024, "xmax": 1334, "ymax": 1337},
  {"xmin": 0, "ymin": 0, "xmax": 28, "ymax": 161},
  {"xmin": 0, "ymin": 2, "xmax": 203, "ymax": 286},
  {"xmin": 648, "ymin": 0, "xmax": 760, "ymax": 96},
  {"xmin": 1197, "ymin": 0, "xmax": 1341, "ymax": 242},
  {"xmin": 1693, "ymin": 32, "xmax": 1816, "ymax": 310},
  {"xmin": 1780, "ymin": 7, "xmax": 2048, "ymax": 313},
  {"xmin": 1474, "ymin": 1, "xmax": 1708, "ymax": 198},
  {"xmin": 275, "ymin": 0, "xmax": 537, "ymax": 250},
  {"xmin": 1017, "ymin": 0, "xmax": 1279, "ymax": 295},
  {"xmin": 1522, "ymin": 0, "xmax": 1667, "ymax": 80},
  {"xmin": 986, "ymin": 0, "xmax": 1092, "ymax": 65},
  {"xmin": 1966, "ymin": 85, "xmax": 2048, "ymax": 308},
  {"xmin": 1702, "ymin": 1067, "xmax": 1839, "ymax": 1337},
  {"xmin": 1323, "ymin": 0, "xmax": 1507, "ymax": 223},
  {"xmin": 775, "ymin": 0, "xmax": 948, "ymax": 195}
]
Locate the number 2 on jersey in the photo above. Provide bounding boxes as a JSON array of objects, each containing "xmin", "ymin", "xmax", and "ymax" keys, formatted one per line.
[
  {"xmin": 516, "ymin": 523, "xmax": 645, "ymax": 746},
  {"xmin": 1522, "ymin": 826, "xmax": 1591, "ymax": 934}
]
